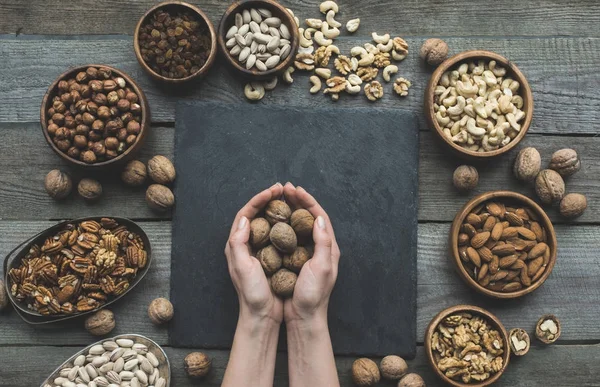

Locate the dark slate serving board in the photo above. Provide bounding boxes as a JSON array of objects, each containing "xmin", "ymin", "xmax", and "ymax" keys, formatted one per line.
[{"xmin": 170, "ymin": 102, "xmax": 419, "ymax": 357}]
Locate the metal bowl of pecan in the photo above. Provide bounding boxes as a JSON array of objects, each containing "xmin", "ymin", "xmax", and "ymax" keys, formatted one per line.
[
  {"xmin": 3, "ymin": 217, "xmax": 151, "ymax": 324},
  {"xmin": 450, "ymin": 191, "xmax": 557, "ymax": 299},
  {"xmin": 425, "ymin": 305, "xmax": 510, "ymax": 386}
]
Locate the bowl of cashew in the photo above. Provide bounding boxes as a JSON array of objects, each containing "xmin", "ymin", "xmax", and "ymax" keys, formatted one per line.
[{"xmin": 424, "ymin": 50, "xmax": 533, "ymax": 159}]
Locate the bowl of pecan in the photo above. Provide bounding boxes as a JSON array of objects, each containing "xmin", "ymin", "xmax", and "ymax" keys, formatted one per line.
[
  {"xmin": 134, "ymin": 1, "xmax": 217, "ymax": 83},
  {"xmin": 450, "ymin": 191, "xmax": 557, "ymax": 299},
  {"xmin": 425, "ymin": 305, "xmax": 510, "ymax": 386},
  {"xmin": 3, "ymin": 217, "xmax": 151, "ymax": 324},
  {"xmin": 41, "ymin": 65, "xmax": 150, "ymax": 169}
]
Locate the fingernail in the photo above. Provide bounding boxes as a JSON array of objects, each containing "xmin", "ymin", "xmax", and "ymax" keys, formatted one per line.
[
  {"xmin": 271, "ymin": 182, "xmax": 281, "ymax": 189},
  {"xmin": 317, "ymin": 216, "xmax": 326, "ymax": 229},
  {"xmin": 238, "ymin": 216, "xmax": 247, "ymax": 229}
]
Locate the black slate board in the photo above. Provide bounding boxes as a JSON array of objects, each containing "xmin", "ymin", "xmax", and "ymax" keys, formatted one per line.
[{"xmin": 170, "ymin": 102, "xmax": 419, "ymax": 357}]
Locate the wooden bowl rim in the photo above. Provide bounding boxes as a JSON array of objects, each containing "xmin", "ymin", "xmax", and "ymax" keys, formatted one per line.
[
  {"xmin": 40, "ymin": 64, "xmax": 150, "ymax": 169},
  {"xmin": 449, "ymin": 190, "xmax": 558, "ymax": 299},
  {"xmin": 217, "ymin": 0, "xmax": 299, "ymax": 78},
  {"xmin": 133, "ymin": 0, "xmax": 218, "ymax": 83},
  {"xmin": 424, "ymin": 304, "xmax": 510, "ymax": 387},
  {"xmin": 424, "ymin": 50, "xmax": 534, "ymax": 159}
]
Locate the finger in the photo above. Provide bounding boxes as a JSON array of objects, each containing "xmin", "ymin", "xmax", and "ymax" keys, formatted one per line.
[
  {"xmin": 228, "ymin": 216, "xmax": 252, "ymax": 268},
  {"xmin": 296, "ymin": 186, "xmax": 338, "ymax": 243},
  {"xmin": 311, "ymin": 216, "xmax": 334, "ymax": 271},
  {"xmin": 230, "ymin": 183, "xmax": 283, "ymax": 238},
  {"xmin": 282, "ymin": 182, "xmax": 301, "ymax": 209}
]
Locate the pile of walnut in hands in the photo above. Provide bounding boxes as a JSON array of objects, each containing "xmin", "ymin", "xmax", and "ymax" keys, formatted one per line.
[{"xmin": 249, "ymin": 199, "xmax": 315, "ymax": 298}]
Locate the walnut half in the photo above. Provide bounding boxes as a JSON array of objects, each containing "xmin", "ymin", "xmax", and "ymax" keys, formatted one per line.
[{"xmin": 509, "ymin": 328, "xmax": 530, "ymax": 356}]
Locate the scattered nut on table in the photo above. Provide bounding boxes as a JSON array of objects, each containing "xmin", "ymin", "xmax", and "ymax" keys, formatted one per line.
[
  {"xmin": 535, "ymin": 314, "xmax": 561, "ymax": 344},
  {"xmin": 513, "ymin": 147, "xmax": 541, "ymax": 181},
  {"xmin": 244, "ymin": 82, "xmax": 266, "ymax": 101},
  {"xmin": 146, "ymin": 184, "xmax": 175, "ymax": 211},
  {"xmin": 78, "ymin": 178, "xmax": 103, "ymax": 201},
  {"xmin": 535, "ymin": 169, "xmax": 565, "ymax": 204},
  {"xmin": 184, "ymin": 352, "xmax": 212, "ymax": 378},
  {"xmin": 508, "ymin": 328, "xmax": 530, "ymax": 356},
  {"xmin": 453, "ymin": 165, "xmax": 479, "ymax": 192},
  {"xmin": 549, "ymin": 148, "xmax": 581, "ymax": 176},
  {"xmin": 364, "ymin": 81, "xmax": 384, "ymax": 101},
  {"xmin": 393, "ymin": 77, "xmax": 412, "ymax": 96},
  {"xmin": 309, "ymin": 75, "xmax": 322, "ymax": 93},
  {"xmin": 122, "ymin": 160, "xmax": 147, "ymax": 186},
  {"xmin": 379, "ymin": 355, "xmax": 408, "ymax": 380},
  {"xmin": 45, "ymin": 169, "xmax": 72, "ymax": 200},
  {"xmin": 85, "ymin": 309, "xmax": 116, "ymax": 336},
  {"xmin": 351, "ymin": 358, "xmax": 381, "ymax": 386},
  {"xmin": 346, "ymin": 18, "xmax": 360, "ymax": 33},
  {"xmin": 560, "ymin": 193, "xmax": 587, "ymax": 218},
  {"xmin": 148, "ymin": 297, "xmax": 174, "ymax": 325},
  {"xmin": 148, "ymin": 155, "xmax": 176, "ymax": 185},
  {"xmin": 420, "ymin": 38, "xmax": 448, "ymax": 66},
  {"xmin": 398, "ymin": 373, "xmax": 426, "ymax": 387}
]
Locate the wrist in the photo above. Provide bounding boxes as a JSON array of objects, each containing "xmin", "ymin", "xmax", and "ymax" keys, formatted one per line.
[
  {"xmin": 286, "ymin": 313, "xmax": 329, "ymax": 336},
  {"xmin": 238, "ymin": 309, "xmax": 281, "ymax": 335}
]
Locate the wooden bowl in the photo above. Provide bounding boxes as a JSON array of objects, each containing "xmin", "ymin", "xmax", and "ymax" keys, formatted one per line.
[
  {"xmin": 425, "ymin": 305, "xmax": 510, "ymax": 387},
  {"xmin": 450, "ymin": 191, "xmax": 557, "ymax": 299},
  {"xmin": 134, "ymin": 1, "xmax": 218, "ymax": 83},
  {"xmin": 217, "ymin": 0, "xmax": 299, "ymax": 79},
  {"xmin": 41, "ymin": 64, "xmax": 150, "ymax": 170},
  {"xmin": 424, "ymin": 50, "xmax": 533, "ymax": 159}
]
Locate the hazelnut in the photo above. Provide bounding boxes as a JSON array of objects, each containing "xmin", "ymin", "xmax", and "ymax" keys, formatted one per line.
[
  {"xmin": 75, "ymin": 71, "xmax": 88, "ymax": 83},
  {"xmin": 420, "ymin": 38, "xmax": 448, "ymax": 66},
  {"xmin": 82, "ymin": 112, "xmax": 95, "ymax": 125},
  {"xmin": 86, "ymin": 66, "xmax": 98, "ymax": 79},
  {"xmin": 93, "ymin": 93, "xmax": 108, "ymax": 105},
  {"xmin": 283, "ymin": 246, "xmax": 311, "ymax": 273},
  {"xmin": 105, "ymin": 136, "xmax": 119, "ymax": 150},
  {"xmin": 398, "ymin": 373, "xmax": 425, "ymax": 387},
  {"xmin": 351, "ymin": 358, "xmax": 381, "ymax": 386},
  {"xmin": 0, "ymin": 279, "xmax": 8, "ymax": 311},
  {"xmin": 549, "ymin": 148, "xmax": 581, "ymax": 177},
  {"xmin": 559, "ymin": 193, "xmax": 587, "ymax": 218},
  {"xmin": 92, "ymin": 142, "xmax": 106, "ymax": 157},
  {"xmin": 126, "ymin": 92, "xmax": 139, "ymax": 103},
  {"xmin": 270, "ymin": 268, "xmax": 297, "ymax": 298},
  {"xmin": 148, "ymin": 297, "xmax": 174, "ymax": 325},
  {"xmin": 117, "ymin": 99, "xmax": 130, "ymax": 111},
  {"xmin": 535, "ymin": 169, "xmax": 565, "ymax": 204},
  {"xmin": 122, "ymin": 160, "xmax": 147, "ymax": 186},
  {"xmin": 257, "ymin": 245, "xmax": 283, "ymax": 275},
  {"xmin": 290, "ymin": 209, "xmax": 315, "ymax": 239},
  {"xmin": 513, "ymin": 147, "xmax": 541, "ymax": 181},
  {"xmin": 78, "ymin": 178, "xmax": 103, "ymax": 201},
  {"xmin": 146, "ymin": 184, "xmax": 175, "ymax": 211},
  {"xmin": 452, "ymin": 165, "xmax": 478, "ymax": 191},
  {"xmin": 270, "ymin": 222, "xmax": 298, "ymax": 254},
  {"xmin": 379, "ymin": 355, "xmax": 408, "ymax": 380},
  {"xmin": 84, "ymin": 309, "xmax": 116, "ymax": 336},
  {"xmin": 90, "ymin": 80, "xmax": 104, "ymax": 92},
  {"xmin": 250, "ymin": 217, "xmax": 271, "ymax": 248},
  {"xmin": 147, "ymin": 155, "xmax": 176, "ymax": 184},
  {"xmin": 184, "ymin": 352, "xmax": 211, "ymax": 378},
  {"xmin": 265, "ymin": 199, "xmax": 292, "ymax": 225},
  {"xmin": 45, "ymin": 169, "xmax": 72, "ymax": 199},
  {"xmin": 103, "ymin": 79, "xmax": 117, "ymax": 92},
  {"xmin": 98, "ymin": 67, "xmax": 112, "ymax": 79},
  {"xmin": 126, "ymin": 120, "xmax": 141, "ymax": 135},
  {"xmin": 67, "ymin": 147, "xmax": 80, "ymax": 159},
  {"xmin": 126, "ymin": 134, "xmax": 137, "ymax": 146},
  {"xmin": 107, "ymin": 91, "xmax": 119, "ymax": 105}
]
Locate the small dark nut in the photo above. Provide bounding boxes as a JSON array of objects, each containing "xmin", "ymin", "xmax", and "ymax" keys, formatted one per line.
[
  {"xmin": 398, "ymin": 373, "xmax": 425, "ymax": 387},
  {"xmin": 146, "ymin": 184, "xmax": 175, "ymax": 211},
  {"xmin": 147, "ymin": 155, "xmax": 176, "ymax": 184},
  {"xmin": 549, "ymin": 148, "xmax": 581, "ymax": 177},
  {"xmin": 265, "ymin": 200, "xmax": 292, "ymax": 225},
  {"xmin": 420, "ymin": 38, "xmax": 448, "ymax": 66},
  {"xmin": 81, "ymin": 150, "xmax": 97, "ymax": 164},
  {"xmin": 509, "ymin": 328, "xmax": 530, "ymax": 356},
  {"xmin": 453, "ymin": 165, "xmax": 478, "ymax": 191},
  {"xmin": 105, "ymin": 136, "xmax": 119, "ymax": 151},
  {"xmin": 117, "ymin": 99, "xmax": 131, "ymax": 112},
  {"xmin": 283, "ymin": 246, "xmax": 311, "ymax": 273},
  {"xmin": 379, "ymin": 355, "xmax": 408, "ymax": 380},
  {"xmin": 127, "ymin": 120, "xmax": 141, "ymax": 135},
  {"xmin": 45, "ymin": 169, "xmax": 72, "ymax": 199},
  {"xmin": 250, "ymin": 217, "xmax": 271, "ymax": 248},
  {"xmin": 103, "ymin": 79, "xmax": 117, "ymax": 92},
  {"xmin": 184, "ymin": 352, "xmax": 211, "ymax": 378},
  {"xmin": 351, "ymin": 358, "xmax": 381, "ymax": 386},
  {"xmin": 78, "ymin": 178, "xmax": 103, "ymax": 201},
  {"xmin": 559, "ymin": 193, "xmax": 587, "ymax": 218},
  {"xmin": 535, "ymin": 314, "xmax": 561, "ymax": 344},
  {"xmin": 535, "ymin": 169, "xmax": 565, "ymax": 204},
  {"xmin": 257, "ymin": 245, "xmax": 283, "ymax": 275},
  {"xmin": 290, "ymin": 209, "xmax": 315, "ymax": 239},
  {"xmin": 84, "ymin": 309, "xmax": 116, "ymax": 336},
  {"xmin": 514, "ymin": 147, "xmax": 541, "ymax": 181},
  {"xmin": 86, "ymin": 66, "xmax": 99, "ymax": 79},
  {"xmin": 270, "ymin": 222, "xmax": 298, "ymax": 254},
  {"xmin": 0, "ymin": 279, "xmax": 8, "ymax": 311},
  {"xmin": 270, "ymin": 268, "xmax": 297, "ymax": 298},
  {"xmin": 148, "ymin": 297, "xmax": 174, "ymax": 325}
]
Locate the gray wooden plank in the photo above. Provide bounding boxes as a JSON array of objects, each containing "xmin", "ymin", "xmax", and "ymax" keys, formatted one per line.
[
  {"xmin": 1, "ymin": 0, "xmax": 599, "ymax": 37},
  {"xmin": 0, "ymin": 36, "xmax": 599, "ymax": 134}
]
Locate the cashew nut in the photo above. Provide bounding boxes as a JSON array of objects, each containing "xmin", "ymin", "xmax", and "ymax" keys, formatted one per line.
[
  {"xmin": 244, "ymin": 82, "xmax": 265, "ymax": 101},
  {"xmin": 358, "ymin": 53, "xmax": 375, "ymax": 66},
  {"xmin": 282, "ymin": 66, "xmax": 294, "ymax": 84},
  {"xmin": 489, "ymin": 60, "xmax": 506, "ymax": 77},
  {"xmin": 472, "ymin": 60, "xmax": 485, "ymax": 76},
  {"xmin": 498, "ymin": 93, "xmax": 513, "ymax": 114},
  {"xmin": 512, "ymin": 95, "xmax": 524, "ymax": 109},
  {"xmin": 345, "ymin": 81, "xmax": 361, "ymax": 94},
  {"xmin": 452, "ymin": 130, "xmax": 468, "ymax": 144},
  {"xmin": 346, "ymin": 18, "xmax": 360, "ymax": 33},
  {"xmin": 377, "ymin": 40, "xmax": 394, "ymax": 53},
  {"xmin": 315, "ymin": 68, "xmax": 332, "ymax": 79},
  {"xmin": 482, "ymin": 70, "xmax": 497, "ymax": 86},
  {"xmin": 443, "ymin": 94, "xmax": 457, "ymax": 107},
  {"xmin": 457, "ymin": 63, "xmax": 469, "ymax": 75},
  {"xmin": 298, "ymin": 45, "xmax": 314, "ymax": 55},
  {"xmin": 321, "ymin": 22, "xmax": 340, "ymax": 39},
  {"xmin": 450, "ymin": 121, "xmax": 461, "ymax": 136},
  {"xmin": 351, "ymin": 46, "xmax": 368, "ymax": 57},
  {"xmin": 348, "ymin": 73, "xmax": 362, "ymax": 86},
  {"xmin": 305, "ymin": 18, "xmax": 323, "ymax": 29},
  {"xmin": 298, "ymin": 28, "xmax": 313, "ymax": 48},
  {"xmin": 466, "ymin": 118, "xmax": 486, "ymax": 138},
  {"xmin": 364, "ymin": 43, "xmax": 378, "ymax": 54},
  {"xmin": 473, "ymin": 96, "xmax": 488, "ymax": 118},
  {"xmin": 449, "ymin": 71, "xmax": 459, "ymax": 86},
  {"xmin": 309, "ymin": 76, "xmax": 322, "ymax": 94},
  {"xmin": 456, "ymin": 80, "xmax": 479, "ymax": 98},
  {"xmin": 319, "ymin": 1, "xmax": 338, "ymax": 14},
  {"xmin": 314, "ymin": 31, "xmax": 332, "ymax": 46},
  {"xmin": 436, "ymin": 111, "xmax": 450, "ymax": 126},
  {"xmin": 350, "ymin": 57, "xmax": 358, "ymax": 71},
  {"xmin": 304, "ymin": 27, "xmax": 316, "ymax": 40},
  {"xmin": 447, "ymin": 96, "xmax": 466, "ymax": 115},
  {"xmin": 473, "ymin": 76, "xmax": 487, "ymax": 96},
  {"xmin": 325, "ymin": 45, "xmax": 340, "ymax": 55},
  {"xmin": 382, "ymin": 65, "xmax": 398, "ymax": 82},
  {"xmin": 264, "ymin": 77, "xmax": 278, "ymax": 91},
  {"xmin": 325, "ymin": 10, "xmax": 342, "ymax": 28},
  {"xmin": 463, "ymin": 104, "xmax": 476, "ymax": 118},
  {"xmin": 371, "ymin": 32, "xmax": 390, "ymax": 45}
]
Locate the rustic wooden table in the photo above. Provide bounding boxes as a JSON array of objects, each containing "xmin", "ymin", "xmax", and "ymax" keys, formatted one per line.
[{"xmin": 1, "ymin": 1, "xmax": 599, "ymax": 385}]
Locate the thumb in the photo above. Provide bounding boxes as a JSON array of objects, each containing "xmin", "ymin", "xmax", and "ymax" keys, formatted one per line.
[
  {"xmin": 229, "ymin": 216, "xmax": 251, "ymax": 263},
  {"xmin": 311, "ymin": 216, "xmax": 333, "ymax": 269}
]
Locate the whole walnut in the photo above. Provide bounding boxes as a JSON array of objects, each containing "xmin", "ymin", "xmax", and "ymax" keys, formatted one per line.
[
  {"xmin": 514, "ymin": 147, "xmax": 541, "ymax": 181},
  {"xmin": 265, "ymin": 199, "xmax": 292, "ymax": 225},
  {"xmin": 452, "ymin": 165, "xmax": 478, "ymax": 192},
  {"xmin": 146, "ymin": 184, "xmax": 175, "ymax": 211},
  {"xmin": 148, "ymin": 297, "xmax": 174, "ymax": 325},
  {"xmin": 535, "ymin": 169, "xmax": 565, "ymax": 204},
  {"xmin": 257, "ymin": 245, "xmax": 283, "ymax": 275},
  {"xmin": 270, "ymin": 222, "xmax": 298, "ymax": 254},
  {"xmin": 270, "ymin": 268, "xmax": 297, "ymax": 298},
  {"xmin": 147, "ymin": 155, "xmax": 176, "ymax": 184},
  {"xmin": 78, "ymin": 178, "xmax": 103, "ymax": 201},
  {"xmin": 419, "ymin": 38, "xmax": 448, "ymax": 66},
  {"xmin": 0, "ymin": 280, "xmax": 8, "ymax": 311},
  {"xmin": 250, "ymin": 217, "xmax": 271, "ymax": 248},
  {"xmin": 398, "ymin": 373, "xmax": 425, "ymax": 387},
  {"xmin": 121, "ymin": 160, "xmax": 147, "ymax": 186},
  {"xmin": 84, "ymin": 309, "xmax": 116, "ymax": 336},
  {"xmin": 351, "ymin": 358, "xmax": 381, "ymax": 386},
  {"xmin": 379, "ymin": 355, "xmax": 408, "ymax": 380},
  {"xmin": 291, "ymin": 209, "xmax": 315, "ymax": 239},
  {"xmin": 45, "ymin": 169, "xmax": 72, "ymax": 199},
  {"xmin": 559, "ymin": 193, "xmax": 587, "ymax": 218},
  {"xmin": 549, "ymin": 148, "xmax": 581, "ymax": 177},
  {"xmin": 184, "ymin": 352, "xmax": 211, "ymax": 378},
  {"xmin": 283, "ymin": 246, "xmax": 311, "ymax": 273}
]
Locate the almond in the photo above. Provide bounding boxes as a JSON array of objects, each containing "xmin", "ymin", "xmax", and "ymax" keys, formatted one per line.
[
  {"xmin": 467, "ymin": 247, "xmax": 481, "ymax": 267},
  {"xmin": 471, "ymin": 232, "xmax": 490, "ymax": 249},
  {"xmin": 502, "ymin": 282, "xmax": 522, "ymax": 292},
  {"xmin": 461, "ymin": 223, "xmax": 477, "ymax": 238},
  {"xmin": 528, "ymin": 243, "xmax": 548, "ymax": 260},
  {"xmin": 490, "ymin": 270, "xmax": 508, "ymax": 282},
  {"xmin": 482, "ymin": 216, "xmax": 497, "ymax": 232},
  {"xmin": 477, "ymin": 247, "xmax": 493, "ymax": 262},
  {"xmin": 499, "ymin": 255, "xmax": 518, "ymax": 269},
  {"xmin": 530, "ymin": 222, "xmax": 544, "ymax": 241},
  {"xmin": 515, "ymin": 208, "xmax": 530, "ymax": 220},
  {"xmin": 479, "ymin": 275, "xmax": 491, "ymax": 287},
  {"xmin": 510, "ymin": 259, "xmax": 526, "ymax": 270},
  {"xmin": 486, "ymin": 202, "xmax": 504, "ymax": 217},
  {"xmin": 489, "ymin": 255, "xmax": 499, "ymax": 274},
  {"xmin": 490, "ymin": 223, "xmax": 504, "ymax": 241},
  {"xmin": 505, "ymin": 212, "xmax": 524, "ymax": 227},
  {"xmin": 501, "ymin": 227, "xmax": 518, "ymax": 239},
  {"xmin": 458, "ymin": 246, "xmax": 469, "ymax": 263},
  {"xmin": 520, "ymin": 268, "xmax": 532, "ymax": 286},
  {"xmin": 531, "ymin": 265, "xmax": 546, "ymax": 282},
  {"xmin": 505, "ymin": 270, "xmax": 520, "ymax": 282},
  {"xmin": 528, "ymin": 256, "xmax": 544, "ymax": 275},
  {"xmin": 492, "ymin": 244, "xmax": 516, "ymax": 256},
  {"xmin": 478, "ymin": 264, "xmax": 489, "ymax": 281},
  {"xmin": 466, "ymin": 213, "xmax": 482, "ymax": 227},
  {"xmin": 517, "ymin": 227, "xmax": 537, "ymax": 240}
]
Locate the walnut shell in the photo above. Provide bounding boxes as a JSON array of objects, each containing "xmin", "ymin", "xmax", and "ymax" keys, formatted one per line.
[
  {"xmin": 283, "ymin": 246, "xmax": 311, "ymax": 273},
  {"xmin": 453, "ymin": 165, "xmax": 478, "ymax": 191},
  {"xmin": 270, "ymin": 222, "xmax": 298, "ymax": 254},
  {"xmin": 535, "ymin": 169, "xmax": 565, "ymax": 204},
  {"xmin": 250, "ymin": 217, "xmax": 271, "ymax": 248},
  {"xmin": 184, "ymin": 352, "xmax": 211, "ymax": 378},
  {"xmin": 84, "ymin": 309, "xmax": 116, "ymax": 336},
  {"xmin": 559, "ymin": 193, "xmax": 587, "ymax": 218},
  {"xmin": 351, "ymin": 358, "xmax": 381, "ymax": 386},
  {"xmin": 509, "ymin": 328, "xmax": 530, "ymax": 356},
  {"xmin": 45, "ymin": 169, "xmax": 72, "ymax": 199},
  {"xmin": 121, "ymin": 160, "xmax": 147, "ymax": 186},
  {"xmin": 379, "ymin": 355, "xmax": 408, "ymax": 380},
  {"xmin": 0, "ymin": 280, "xmax": 8, "ymax": 311},
  {"xmin": 270, "ymin": 268, "xmax": 297, "ymax": 298},
  {"xmin": 513, "ymin": 147, "xmax": 541, "ymax": 181},
  {"xmin": 549, "ymin": 148, "xmax": 580, "ymax": 177},
  {"xmin": 77, "ymin": 178, "xmax": 103, "ymax": 201},
  {"xmin": 291, "ymin": 209, "xmax": 315, "ymax": 239},
  {"xmin": 265, "ymin": 199, "xmax": 292, "ymax": 225},
  {"xmin": 535, "ymin": 314, "xmax": 561, "ymax": 344},
  {"xmin": 146, "ymin": 184, "xmax": 175, "ymax": 211},
  {"xmin": 398, "ymin": 373, "xmax": 425, "ymax": 387},
  {"xmin": 148, "ymin": 155, "xmax": 176, "ymax": 184},
  {"xmin": 148, "ymin": 297, "xmax": 174, "ymax": 325},
  {"xmin": 419, "ymin": 38, "xmax": 448, "ymax": 66},
  {"xmin": 257, "ymin": 245, "xmax": 283, "ymax": 275}
]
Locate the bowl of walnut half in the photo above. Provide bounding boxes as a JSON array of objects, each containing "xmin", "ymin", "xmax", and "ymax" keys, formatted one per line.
[
  {"xmin": 425, "ymin": 305, "xmax": 510, "ymax": 387},
  {"xmin": 41, "ymin": 65, "xmax": 150, "ymax": 169},
  {"xmin": 450, "ymin": 191, "xmax": 557, "ymax": 299}
]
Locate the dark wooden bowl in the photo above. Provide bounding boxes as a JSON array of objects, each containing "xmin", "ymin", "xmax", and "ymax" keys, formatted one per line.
[
  {"xmin": 424, "ymin": 50, "xmax": 533, "ymax": 159},
  {"xmin": 425, "ymin": 305, "xmax": 510, "ymax": 387},
  {"xmin": 134, "ymin": 1, "xmax": 217, "ymax": 83},
  {"xmin": 450, "ymin": 191, "xmax": 557, "ymax": 299},
  {"xmin": 218, "ymin": 0, "xmax": 299, "ymax": 79},
  {"xmin": 40, "ymin": 64, "xmax": 150, "ymax": 170}
]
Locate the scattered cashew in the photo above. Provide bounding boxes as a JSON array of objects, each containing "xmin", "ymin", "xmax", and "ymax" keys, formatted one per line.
[
  {"xmin": 283, "ymin": 66, "xmax": 295, "ymax": 84},
  {"xmin": 350, "ymin": 46, "xmax": 368, "ymax": 57},
  {"xmin": 358, "ymin": 53, "xmax": 375, "ymax": 66},
  {"xmin": 345, "ymin": 81, "xmax": 361, "ymax": 94},
  {"xmin": 298, "ymin": 28, "xmax": 313, "ymax": 48},
  {"xmin": 350, "ymin": 57, "xmax": 358, "ymax": 71},
  {"xmin": 305, "ymin": 18, "xmax": 323, "ymax": 29},
  {"xmin": 309, "ymin": 76, "xmax": 322, "ymax": 94},
  {"xmin": 321, "ymin": 22, "xmax": 340, "ymax": 39},
  {"xmin": 264, "ymin": 77, "xmax": 278, "ymax": 91},
  {"xmin": 304, "ymin": 27, "xmax": 316, "ymax": 40},
  {"xmin": 298, "ymin": 45, "xmax": 314, "ymax": 55},
  {"xmin": 314, "ymin": 31, "xmax": 332, "ymax": 46},
  {"xmin": 489, "ymin": 60, "xmax": 506, "ymax": 77},
  {"xmin": 377, "ymin": 40, "xmax": 394, "ymax": 53},
  {"xmin": 391, "ymin": 49, "xmax": 407, "ymax": 61},
  {"xmin": 346, "ymin": 18, "xmax": 360, "ymax": 33},
  {"xmin": 315, "ymin": 68, "xmax": 332, "ymax": 79},
  {"xmin": 319, "ymin": 1, "xmax": 338, "ymax": 14},
  {"xmin": 371, "ymin": 32, "xmax": 390, "ymax": 45},
  {"xmin": 325, "ymin": 10, "xmax": 342, "ymax": 28},
  {"xmin": 382, "ymin": 65, "xmax": 398, "ymax": 82},
  {"xmin": 244, "ymin": 82, "xmax": 265, "ymax": 101},
  {"xmin": 326, "ymin": 45, "xmax": 340, "ymax": 55},
  {"xmin": 364, "ymin": 43, "xmax": 378, "ymax": 53}
]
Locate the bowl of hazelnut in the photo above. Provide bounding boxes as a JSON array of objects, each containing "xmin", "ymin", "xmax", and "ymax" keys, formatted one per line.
[
  {"xmin": 134, "ymin": 1, "xmax": 217, "ymax": 83},
  {"xmin": 424, "ymin": 50, "xmax": 533, "ymax": 159},
  {"xmin": 41, "ymin": 65, "xmax": 150, "ymax": 169}
]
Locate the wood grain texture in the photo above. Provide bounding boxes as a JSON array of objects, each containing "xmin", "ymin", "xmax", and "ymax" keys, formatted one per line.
[
  {"xmin": 1, "ymin": 0, "xmax": 600, "ymax": 37},
  {"xmin": 0, "ymin": 36, "xmax": 599, "ymax": 134}
]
